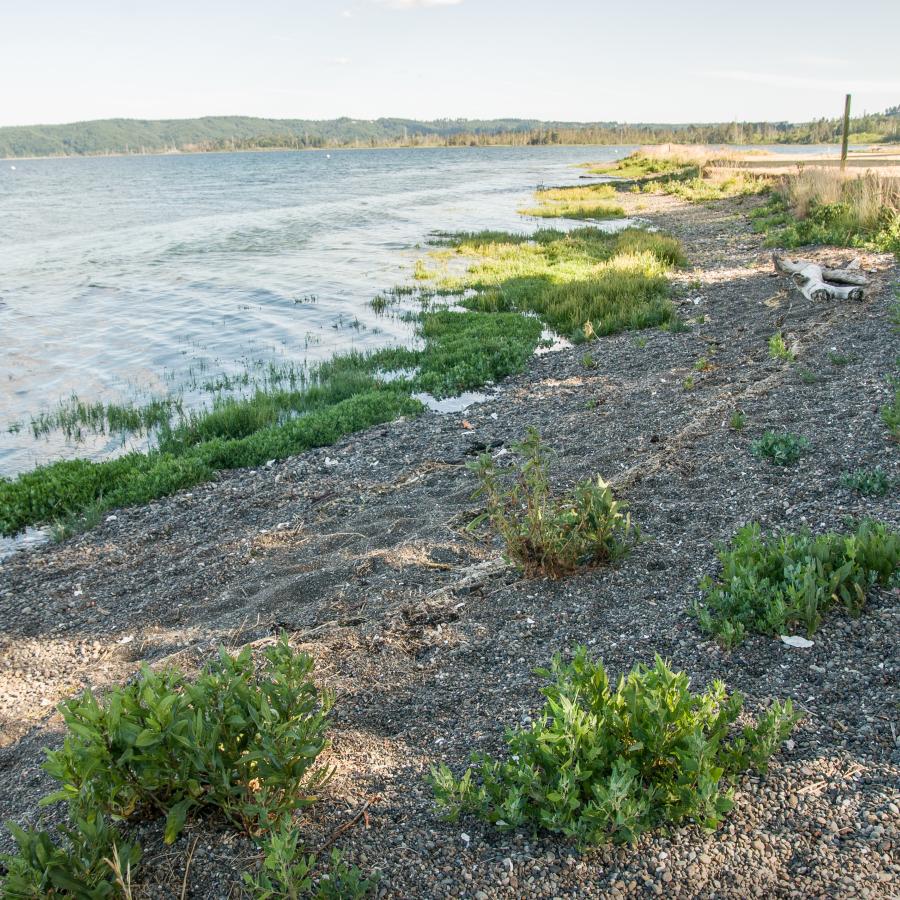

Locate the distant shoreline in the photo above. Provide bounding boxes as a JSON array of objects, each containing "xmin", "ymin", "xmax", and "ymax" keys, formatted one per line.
[{"xmin": 2, "ymin": 141, "xmax": 876, "ymax": 164}]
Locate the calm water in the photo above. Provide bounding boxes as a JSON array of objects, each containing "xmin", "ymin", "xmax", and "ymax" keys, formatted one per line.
[{"xmin": 0, "ymin": 142, "xmax": 846, "ymax": 479}]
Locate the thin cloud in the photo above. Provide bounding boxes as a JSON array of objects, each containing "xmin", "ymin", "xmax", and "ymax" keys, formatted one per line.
[
  {"xmin": 709, "ymin": 70, "xmax": 900, "ymax": 93},
  {"xmin": 341, "ymin": 9, "xmax": 353, "ymax": 17},
  {"xmin": 330, "ymin": 56, "xmax": 352, "ymax": 65},
  {"xmin": 376, "ymin": 0, "xmax": 463, "ymax": 8}
]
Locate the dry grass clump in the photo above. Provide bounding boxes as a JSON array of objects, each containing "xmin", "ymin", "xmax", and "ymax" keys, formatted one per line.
[
  {"xmin": 781, "ymin": 168, "xmax": 900, "ymax": 230},
  {"xmin": 752, "ymin": 167, "xmax": 900, "ymax": 255}
]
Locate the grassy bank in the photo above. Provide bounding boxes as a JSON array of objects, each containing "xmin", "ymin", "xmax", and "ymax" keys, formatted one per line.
[
  {"xmin": 751, "ymin": 169, "xmax": 900, "ymax": 256},
  {"xmin": 425, "ymin": 226, "xmax": 684, "ymax": 339},
  {"xmin": 1, "ymin": 223, "xmax": 683, "ymax": 538},
  {"xmin": 582, "ymin": 148, "xmax": 771, "ymax": 203},
  {"xmin": 519, "ymin": 183, "xmax": 624, "ymax": 220}
]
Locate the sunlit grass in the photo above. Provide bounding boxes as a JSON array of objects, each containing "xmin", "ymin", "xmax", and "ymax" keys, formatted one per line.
[
  {"xmin": 581, "ymin": 148, "xmax": 770, "ymax": 204},
  {"xmin": 431, "ymin": 226, "xmax": 685, "ymax": 339},
  {"xmin": 519, "ymin": 183, "xmax": 624, "ymax": 220}
]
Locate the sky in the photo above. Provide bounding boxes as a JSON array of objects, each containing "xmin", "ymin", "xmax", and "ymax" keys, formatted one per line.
[{"xmin": 1, "ymin": 0, "xmax": 898, "ymax": 127}]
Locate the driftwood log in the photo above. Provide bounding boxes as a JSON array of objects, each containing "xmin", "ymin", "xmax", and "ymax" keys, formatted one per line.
[{"xmin": 773, "ymin": 253, "xmax": 867, "ymax": 302}]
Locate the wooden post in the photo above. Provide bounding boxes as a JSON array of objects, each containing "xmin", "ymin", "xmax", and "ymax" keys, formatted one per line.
[{"xmin": 840, "ymin": 94, "xmax": 851, "ymax": 172}]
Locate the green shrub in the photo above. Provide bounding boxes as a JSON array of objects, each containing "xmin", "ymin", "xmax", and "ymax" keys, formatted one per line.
[
  {"xmin": 42, "ymin": 636, "xmax": 331, "ymax": 841},
  {"xmin": 469, "ymin": 428, "xmax": 634, "ymax": 578},
  {"xmin": 751, "ymin": 430, "xmax": 809, "ymax": 466},
  {"xmin": 729, "ymin": 410, "xmax": 746, "ymax": 431},
  {"xmin": 882, "ymin": 379, "xmax": 900, "ymax": 440},
  {"xmin": 243, "ymin": 831, "xmax": 375, "ymax": 900},
  {"xmin": 768, "ymin": 332, "xmax": 795, "ymax": 362},
  {"xmin": 841, "ymin": 467, "xmax": 894, "ymax": 497},
  {"xmin": 693, "ymin": 520, "xmax": 900, "ymax": 646},
  {"xmin": 1, "ymin": 814, "xmax": 139, "ymax": 899},
  {"xmin": 430, "ymin": 649, "xmax": 796, "ymax": 845}
]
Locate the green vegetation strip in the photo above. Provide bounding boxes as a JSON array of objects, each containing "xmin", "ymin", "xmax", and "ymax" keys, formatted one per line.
[
  {"xmin": 519, "ymin": 183, "xmax": 625, "ymax": 221},
  {"xmin": 582, "ymin": 152, "xmax": 770, "ymax": 204},
  {"xmin": 1, "ymin": 225, "xmax": 683, "ymax": 538}
]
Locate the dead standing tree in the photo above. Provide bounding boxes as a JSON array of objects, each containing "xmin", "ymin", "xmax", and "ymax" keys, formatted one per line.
[{"xmin": 773, "ymin": 253, "xmax": 868, "ymax": 302}]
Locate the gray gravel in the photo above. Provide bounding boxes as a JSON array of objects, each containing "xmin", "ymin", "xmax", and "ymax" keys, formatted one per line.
[{"xmin": 1, "ymin": 190, "xmax": 898, "ymax": 898}]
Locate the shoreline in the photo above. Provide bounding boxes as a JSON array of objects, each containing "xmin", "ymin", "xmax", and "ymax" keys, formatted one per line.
[
  {"xmin": 1, "ymin": 187, "xmax": 898, "ymax": 896},
  {"xmin": 1, "ymin": 140, "xmax": 880, "ymax": 164}
]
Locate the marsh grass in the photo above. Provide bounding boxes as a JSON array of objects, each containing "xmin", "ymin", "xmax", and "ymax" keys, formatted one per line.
[
  {"xmin": 520, "ymin": 183, "xmax": 625, "ymax": 221},
  {"xmin": 30, "ymin": 395, "xmax": 183, "ymax": 441},
  {"xmin": 752, "ymin": 169, "xmax": 900, "ymax": 256},
  {"xmin": 580, "ymin": 148, "xmax": 769, "ymax": 204},
  {"xmin": 434, "ymin": 226, "xmax": 685, "ymax": 339},
  {"xmin": 5, "ymin": 221, "xmax": 684, "ymax": 539},
  {"xmin": 0, "ymin": 307, "xmax": 546, "ymax": 537}
]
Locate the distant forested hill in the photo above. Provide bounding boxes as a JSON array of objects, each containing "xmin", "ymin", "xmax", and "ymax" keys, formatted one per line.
[{"xmin": 1, "ymin": 109, "xmax": 897, "ymax": 158}]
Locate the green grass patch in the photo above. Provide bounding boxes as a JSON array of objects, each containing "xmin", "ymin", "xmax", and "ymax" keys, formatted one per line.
[
  {"xmin": 693, "ymin": 520, "xmax": 900, "ymax": 646},
  {"xmin": 769, "ymin": 332, "xmax": 796, "ymax": 362},
  {"xmin": 520, "ymin": 183, "xmax": 624, "ymax": 221},
  {"xmin": 580, "ymin": 155, "xmax": 691, "ymax": 180},
  {"xmin": 579, "ymin": 153, "xmax": 769, "ymax": 204},
  {"xmin": 4, "ymin": 221, "xmax": 682, "ymax": 539},
  {"xmin": 434, "ymin": 226, "xmax": 684, "ymax": 340},
  {"xmin": 430, "ymin": 648, "xmax": 796, "ymax": 845}
]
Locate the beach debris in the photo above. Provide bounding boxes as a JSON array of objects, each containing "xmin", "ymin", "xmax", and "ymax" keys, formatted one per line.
[
  {"xmin": 773, "ymin": 253, "xmax": 867, "ymax": 302},
  {"xmin": 781, "ymin": 634, "xmax": 814, "ymax": 648}
]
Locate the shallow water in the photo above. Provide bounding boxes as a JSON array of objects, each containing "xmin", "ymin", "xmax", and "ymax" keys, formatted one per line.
[{"xmin": 0, "ymin": 142, "xmax": 846, "ymax": 481}]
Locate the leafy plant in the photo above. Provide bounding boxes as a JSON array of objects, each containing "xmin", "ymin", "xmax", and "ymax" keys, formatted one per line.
[
  {"xmin": 243, "ymin": 829, "xmax": 374, "ymax": 900},
  {"xmin": 430, "ymin": 650, "xmax": 796, "ymax": 845},
  {"xmin": 682, "ymin": 375, "xmax": 696, "ymax": 391},
  {"xmin": 828, "ymin": 352, "xmax": 855, "ymax": 366},
  {"xmin": 693, "ymin": 520, "xmax": 900, "ymax": 646},
  {"xmin": 41, "ymin": 636, "xmax": 332, "ymax": 841},
  {"xmin": 882, "ymin": 378, "xmax": 900, "ymax": 440},
  {"xmin": 469, "ymin": 428, "xmax": 634, "ymax": 578},
  {"xmin": 663, "ymin": 317, "xmax": 691, "ymax": 334},
  {"xmin": 841, "ymin": 467, "xmax": 894, "ymax": 497},
  {"xmin": 1, "ymin": 813, "xmax": 139, "ymax": 899},
  {"xmin": 751, "ymin": 430, "xmax": 809, "ymax": 466},
  {"xmin": 729, "ymin": 410, "xmax": 746, "ymax": 431},
  {"xmin": 769, "ymin": 332, "xmax": 795, "ymax": 362}
]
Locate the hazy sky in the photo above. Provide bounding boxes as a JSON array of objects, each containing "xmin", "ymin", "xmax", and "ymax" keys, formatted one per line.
[{"xmin": 2, "ymin": 0, "xmax": 898, "ymax": 126}]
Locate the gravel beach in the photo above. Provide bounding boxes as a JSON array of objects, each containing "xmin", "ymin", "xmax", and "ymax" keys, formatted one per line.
[{"xmin": 1, "ymin": 189, "xmax": 898, "ymax": 898}]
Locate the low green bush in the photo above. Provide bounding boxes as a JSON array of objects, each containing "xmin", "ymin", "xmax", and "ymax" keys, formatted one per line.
[
  {"xmin": 1, "ymin": 814, "xmax": 139, "ymax": 898},
  {"xmin": 469, "ymin": 428, "xmax": 633, "ymax": 578},
  {"xmin": 42, "ymin": 636, "xmax": 331, "ymax": 841},
  {"xmin": 751, "ymin": 430, "xmax": 809, "ymax": 466},
  {"xmin": 693, "ymin": 520, "xmax": 900, "ymax": 646},
  {"xmin": 430, "ymin": 649, "xmax": 796, "ymax": 845},
  {"xmin": 882, "ymin": 378, "xmax": 900, "ymax": 440},
  {"xmin": 768, "ymin": 332, "xmax": 795, "ymax": 362},
  {"xmin": 841, "ymin": 467, "xmax": 894, "ymax": 497},
  {"xmin": 244, "ymin": 832, "xmax": 375, "ymax": 900}
]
